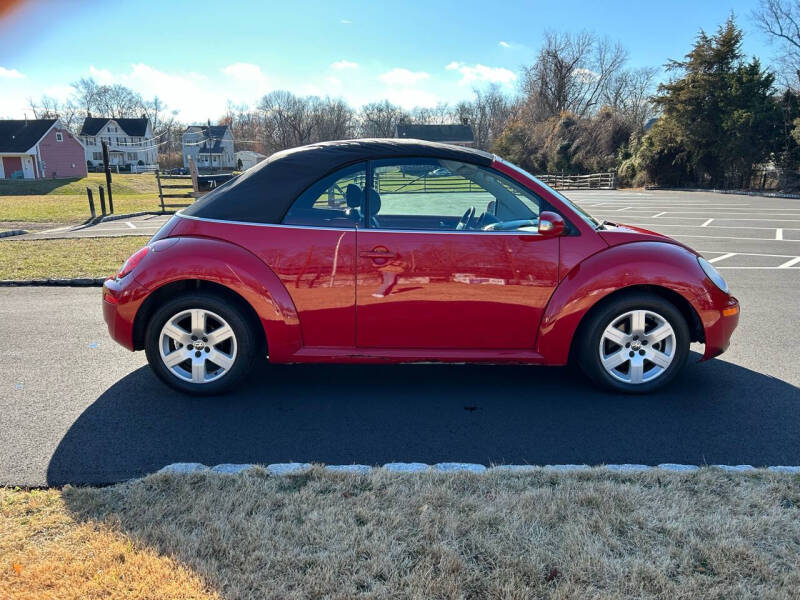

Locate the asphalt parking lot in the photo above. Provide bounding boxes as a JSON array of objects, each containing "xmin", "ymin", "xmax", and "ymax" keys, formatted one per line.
[{"xmin": 1, "ymin": 190, "xmax": 798, "ymax": 486}]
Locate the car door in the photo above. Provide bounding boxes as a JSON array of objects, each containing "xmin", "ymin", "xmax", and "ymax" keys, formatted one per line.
[
  {"xmin": 275, "ymin": 162, "xmax": 366, "ymax": 348},
  {"xmin": 356, "ymin": 158, "xmax": 560, "ymax": 350}
]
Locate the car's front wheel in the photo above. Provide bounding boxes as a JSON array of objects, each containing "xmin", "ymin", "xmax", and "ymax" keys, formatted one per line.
[
  {"xmin": 577, "ymin": 292, "xmax": 690, "ymax": 393},
  {"xmin": 144, "ymin": 292, "xmax": 258, "ymax": 395}
]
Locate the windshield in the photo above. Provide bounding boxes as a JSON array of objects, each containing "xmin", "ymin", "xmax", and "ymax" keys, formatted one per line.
[{"xmin": 497, "ymin": 158, "xmax": 602, "ymax": 229}]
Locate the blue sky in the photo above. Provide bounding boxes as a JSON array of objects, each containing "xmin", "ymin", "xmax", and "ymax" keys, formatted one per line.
[{"xmin": 0, "ymin": 0, "xmax": 780, "ymax": 122}]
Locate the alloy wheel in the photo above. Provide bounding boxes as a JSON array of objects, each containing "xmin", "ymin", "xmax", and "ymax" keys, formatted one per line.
[
  {"xmin": 598, "ymin": 309, "xmax": 676, "ymax": 385},
  {"xmin": 158, "ymin": 308, "xmax": 237, "ymax": 384}
]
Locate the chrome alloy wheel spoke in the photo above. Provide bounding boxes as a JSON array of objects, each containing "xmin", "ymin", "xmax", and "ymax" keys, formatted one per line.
[
  {"xmin": 159, "ymin": 308, "xmax": 238, "ymax": 384},
  {"xmin": 598, "ymin": 309, "xmax": 676, "ymax": 385}
]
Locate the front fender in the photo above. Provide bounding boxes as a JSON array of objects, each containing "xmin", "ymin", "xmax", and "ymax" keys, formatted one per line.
[
  {"xmin": 133, "ymin": 236, "xmax": 302, "ymax": 360},
  {"xmin": 537, "ymin": 242, "xmax": 717, "ymax": 365}
]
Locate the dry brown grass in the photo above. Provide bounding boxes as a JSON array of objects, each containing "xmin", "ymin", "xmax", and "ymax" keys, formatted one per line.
[
  {"xmin": 0, "ymin": 486, "xmax": 219, "ymax": 600},
  {"xmin": 3, "ymin": 468, "xmax": 795, "ymax": 599},
  {"xmin": 0, "ymin": 236, "xmax": 150, "ymax": 280}
]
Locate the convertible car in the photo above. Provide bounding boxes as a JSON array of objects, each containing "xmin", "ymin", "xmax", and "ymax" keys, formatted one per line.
[{"xmin": 102, "ymin": 139, "xmax": 739, "ymax": 394}]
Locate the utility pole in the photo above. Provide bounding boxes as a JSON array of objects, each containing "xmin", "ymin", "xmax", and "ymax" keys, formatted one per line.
[{"xmin": 101, "ymin": 140, "xmax": 114, "ymax": 214}]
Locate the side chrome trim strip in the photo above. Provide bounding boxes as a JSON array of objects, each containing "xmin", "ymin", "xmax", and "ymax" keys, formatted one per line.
[{"xmin": 175, "ymin": 212, "xmax": 544, "ymax": 237}]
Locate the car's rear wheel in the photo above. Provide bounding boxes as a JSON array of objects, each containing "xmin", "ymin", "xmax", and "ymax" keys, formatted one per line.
[
  {"xmin": 144, "ymin": 292, "xmax": 257, "ymax": 395},
  {"xmin": 577, "ymin": 292, "xmax": 690, "ymax": 393}
]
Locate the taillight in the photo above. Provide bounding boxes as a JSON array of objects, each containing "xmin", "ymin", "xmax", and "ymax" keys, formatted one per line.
[{"xmin": 117, "ymin": 246, "xmax": 149, "ymax": 279}]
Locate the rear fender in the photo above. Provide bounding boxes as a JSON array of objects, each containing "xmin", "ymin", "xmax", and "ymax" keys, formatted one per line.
[
  {"xmin": 537, "ymin": 242, "xmax": 711, "ymax": 365},
  {"xmin": 133, "ymin": 237, "xmax": 302, "ymax": 360}
]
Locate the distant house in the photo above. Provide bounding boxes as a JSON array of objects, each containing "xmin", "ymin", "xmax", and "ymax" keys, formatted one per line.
[
  {"xmin": 235, "ymin": 150, "xmax": 266, "ymax": 171},
  {"xmin": 182, "ymin": 125, "xmax": 235, "ymax": 170},
  {"xmin": 80, "ymin": 117, "xmax": 156, "ymax": 169},
  {"xmin": 395, "ymin": 123, "xmax": 474, "ymax": 147},
  {"xmin": 0, "ymin": 118, "xmax": 87, "ymax": 180}
]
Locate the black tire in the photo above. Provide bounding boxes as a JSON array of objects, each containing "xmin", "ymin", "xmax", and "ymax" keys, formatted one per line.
[
  {"xmin": 576, "ymin": 292, "xmax": 690, "ymax": 394},
  {"xmin": 144, "ymin": 291, "xmax": 259, "ymax": 395}
]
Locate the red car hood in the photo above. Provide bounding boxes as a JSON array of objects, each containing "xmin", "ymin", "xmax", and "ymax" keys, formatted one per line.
[{"xmin": 597, "ymin": 222, "xmax": 700, "ymax": 256}]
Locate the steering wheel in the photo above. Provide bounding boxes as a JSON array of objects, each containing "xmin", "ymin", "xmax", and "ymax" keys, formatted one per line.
[{"xmin": 456, "ymin": 206, "xmax": 476, "ymax": 230}]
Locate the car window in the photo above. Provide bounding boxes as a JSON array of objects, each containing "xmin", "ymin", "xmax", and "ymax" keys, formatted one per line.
[
  {"xmin": 369, "ymin": 158, "xmax": 541, "ymax": 232},
  {"xmin": 282, "ymin": 162, "xmax": 367, "ymax": 228}
]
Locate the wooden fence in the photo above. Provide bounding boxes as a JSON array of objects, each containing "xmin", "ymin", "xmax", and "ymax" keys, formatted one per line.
[{"xmin": 535, "ymin": 171, "xmax": 617, "ymax": 190}]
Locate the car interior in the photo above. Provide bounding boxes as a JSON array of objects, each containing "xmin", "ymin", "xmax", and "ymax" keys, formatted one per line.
[{"xmin": 282, "ymin": 159, "xmax": 550, "ymax": 232}]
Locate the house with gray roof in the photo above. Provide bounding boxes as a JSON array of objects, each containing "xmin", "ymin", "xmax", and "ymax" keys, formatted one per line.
[
  {"xmin": 395, "ymin": 123, "xmax": 474, "ymax": 146},
  {"xmin": 182, "ymin": 125, "xmax": 234, "ymax": 170},
  {"xmin": 79, "ymin": 116, "xmax": 156, "ymax": 169},
  {"xmin": 0, "ymin": 118, "xmax": 86, "ymax": 179}
]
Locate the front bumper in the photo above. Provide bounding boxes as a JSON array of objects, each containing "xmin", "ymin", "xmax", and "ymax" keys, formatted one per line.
[
  {"xmin": 102, "ymin": 276, "xmax": 149, "ymax": 351},
  {"xmin": 701, "ymin": 294, "xmax": 740, "ymax": 360}
]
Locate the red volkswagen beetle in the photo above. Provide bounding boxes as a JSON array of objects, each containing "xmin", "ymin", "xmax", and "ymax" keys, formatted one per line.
[{"xmin": 102, "ymin": 139, "xmax": 739, "ymax": 394}]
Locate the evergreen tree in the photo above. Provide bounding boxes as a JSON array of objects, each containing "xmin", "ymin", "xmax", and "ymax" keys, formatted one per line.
[{"xmin": 643, "ymin": 17, "xmax": 780, "ymax": 187}]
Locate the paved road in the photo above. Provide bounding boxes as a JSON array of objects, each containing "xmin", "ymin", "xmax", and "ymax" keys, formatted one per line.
[
  {"xmin": 14, "ymin": 213, "xmax": 171, "ymax": 239},
  {"xmin": 1, "ymin": 190, "xmax": 799, "ymax": 486}
]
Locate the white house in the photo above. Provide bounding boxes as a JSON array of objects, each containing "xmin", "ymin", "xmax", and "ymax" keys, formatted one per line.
[
  {"xmin": 182, "ymin": 125, "xmax": 235, "ymax": 170},
  {"xmin": 234, "ymin": 150, "xmax": 266, "ymax": 171},
  {"xmin": 80, "ymin": 117, "xmax": 156, "ymax": 169}
]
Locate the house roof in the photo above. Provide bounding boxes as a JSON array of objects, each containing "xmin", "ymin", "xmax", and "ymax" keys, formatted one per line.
[
  {"xmin": 182, "ymin": 138, "xmax": 493, "ymax": 225},
  {"xmin": 80, "ymin": 117, "xmax": 150, "ymax": 137},
  {"xmin": 183, "ymin": 125, "xmax": 230, "ymax": 140},
  {"xmin": 198, "ymin": 141, "xmax": 224, "ymax": 155},
  {"xmin": 395, "ymin": 124, "xmax": 474, "ymax": 143},
  {"xmin": 0, "ymin": 119, "xmax": 57, "ymax": 152}
]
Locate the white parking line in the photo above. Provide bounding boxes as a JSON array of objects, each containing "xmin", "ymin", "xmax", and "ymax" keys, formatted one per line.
[
  {"xmin": 652, "ymin": 211, "xmax": 667, "ymax": 218},
  {"xmin": 776, "ymin": 228, "xmax": 783, "ymax": 240},
  {"xmin": 700, "ymin": 219, "xmax": 714, "ymax": 227},
  {"xmin": 670, "ymin": 233, "xmax": 799, "ymax": 242},
  {"xmin": 125, "ymin": 221, "xmax": 136, "ymax": 229},
  {"xmin": 610, "ymin": 221, "xmax": 800, "ymax": 232},
  {"xmin": 778, "ymin": 256, "xmax": 800, "ymax": 268},
  {"xmin": 697, "ymin": 250, "xmax": 799, "ymax": 258},
  {"xmin": 708, "ymin": 253, "xmax": 737, "ymax": 263}
]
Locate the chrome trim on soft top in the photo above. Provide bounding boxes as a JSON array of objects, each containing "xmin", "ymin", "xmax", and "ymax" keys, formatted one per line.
[{"xmin": 175, "ymin": 211, "xmax": 544, "ymax": 236}]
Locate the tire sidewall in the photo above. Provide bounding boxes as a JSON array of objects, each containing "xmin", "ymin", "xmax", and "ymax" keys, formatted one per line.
[
  {"xmin": 578, "ymin": 293, "xmax": 690, "ymax": 394},
  {"xmin": 144, "ymin": 292, "xmax": 255, "ymax": 395}
]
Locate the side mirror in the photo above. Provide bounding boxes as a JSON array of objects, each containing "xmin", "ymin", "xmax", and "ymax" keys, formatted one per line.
[{"xmin": 538, "ymin": 211, "xmax": 565, "ymax": 237}]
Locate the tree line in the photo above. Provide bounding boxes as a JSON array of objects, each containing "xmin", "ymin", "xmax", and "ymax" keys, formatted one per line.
[{"xmin": 23, "ymin": 2, "xmax": 800, "ymax": 189}]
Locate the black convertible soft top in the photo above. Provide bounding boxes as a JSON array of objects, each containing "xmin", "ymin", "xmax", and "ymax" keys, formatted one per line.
[{"xmin": 182, "ymin": 138, "xmax": 494, "ymax": 224}]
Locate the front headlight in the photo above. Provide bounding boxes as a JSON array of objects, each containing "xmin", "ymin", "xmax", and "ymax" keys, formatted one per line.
[{"xmin": 698, "ymin": 257, "xmax": 729, "ymax": 293}]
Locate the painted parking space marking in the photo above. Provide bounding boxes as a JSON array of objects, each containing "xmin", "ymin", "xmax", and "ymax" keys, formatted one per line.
[
  {"xmin": 701, "ymin": 218, "xmax": 714, "ymax": 227},
  {"xmin": 125, "ymin": 221, "xmax": 137, "ymax": 229},
  {"xmin": 708, "ymin": 253, "xmax": 737, "ymax": 263},
  {"xmin": 778, "ymin": 256, "xmax": 800, "ymax": 268},
  {"xmin": 652, "ymin": 211, "xmax": 667, "ymax": 218},
  {"xmin": 776, "ymin": 228, "xmax": 783, "ymax": 240}
]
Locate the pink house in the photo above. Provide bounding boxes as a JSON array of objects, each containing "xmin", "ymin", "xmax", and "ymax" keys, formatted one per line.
[{"xmin": 0, "ymin": 118, "xmax": 87, "ymax": 179}]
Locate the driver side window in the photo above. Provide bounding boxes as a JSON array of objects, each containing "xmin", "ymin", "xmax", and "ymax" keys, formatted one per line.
[{"xmin": 369, "ymin": 158, "xmax": 541, "ymax": 232}]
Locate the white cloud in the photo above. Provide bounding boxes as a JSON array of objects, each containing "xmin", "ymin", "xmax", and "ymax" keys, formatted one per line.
[
  {"xmin": 499, "ymin": 41, "xmax": 511, "ymax": 48},
  {"xmin": 0, "ymin": 66, "xmax": 25, "ymax": 79},
  {"xmin": 445, "ymin": 62, "xmax": 516, "ymax": 86},
  {"xmin": 331, "ymin": 60, "xmax": 358, "ymax": 70},
  {"xmin": 222, "ymin": 62, "xmax": 268, "ymax": 87},
  {"xmin": 573, "ymin": 67, "xmax": 599, "ymax": 83},
  {"xmin": 379, "ymin": 68, "xmax": 430, "ymax": 86},
  {"xmin": 340, "ymin": 19, "xmax": 352, "ymax": 24},
  {"xmin": 88, "ymin": 65, "xmax": 113, "ymax": 84}
]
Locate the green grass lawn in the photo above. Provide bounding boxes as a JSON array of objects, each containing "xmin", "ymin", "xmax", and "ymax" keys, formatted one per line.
[
  {"xmin": 0, "ymin": 173, "xmax": 161, "ymax": 224},
  {"xmin": 0, "ymin": 236, "xmax": 150, "ymax": 280}
]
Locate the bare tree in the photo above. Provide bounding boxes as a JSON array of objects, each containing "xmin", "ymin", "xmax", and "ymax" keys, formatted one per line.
[
  {"xmin": 26, "ymin": 95, "xmax": 81, "ymax": 131},
  {"xmin": 602, "ymin": 66, "xmax": 657, "ymax": 130},
  {"xmin": 358, "ymin": 100, "xmax": 409, "ymax": 137},
  {"xmin": 454, "ymin": 85, "xmax": 514, "ymax": 150},
  {"xmin": 521, "ymin": 31, "xmax": 628, "ymax": 120},
  {"xmin": 754, "ymin": 0, "xmax": 800, "ymax": 87}
]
